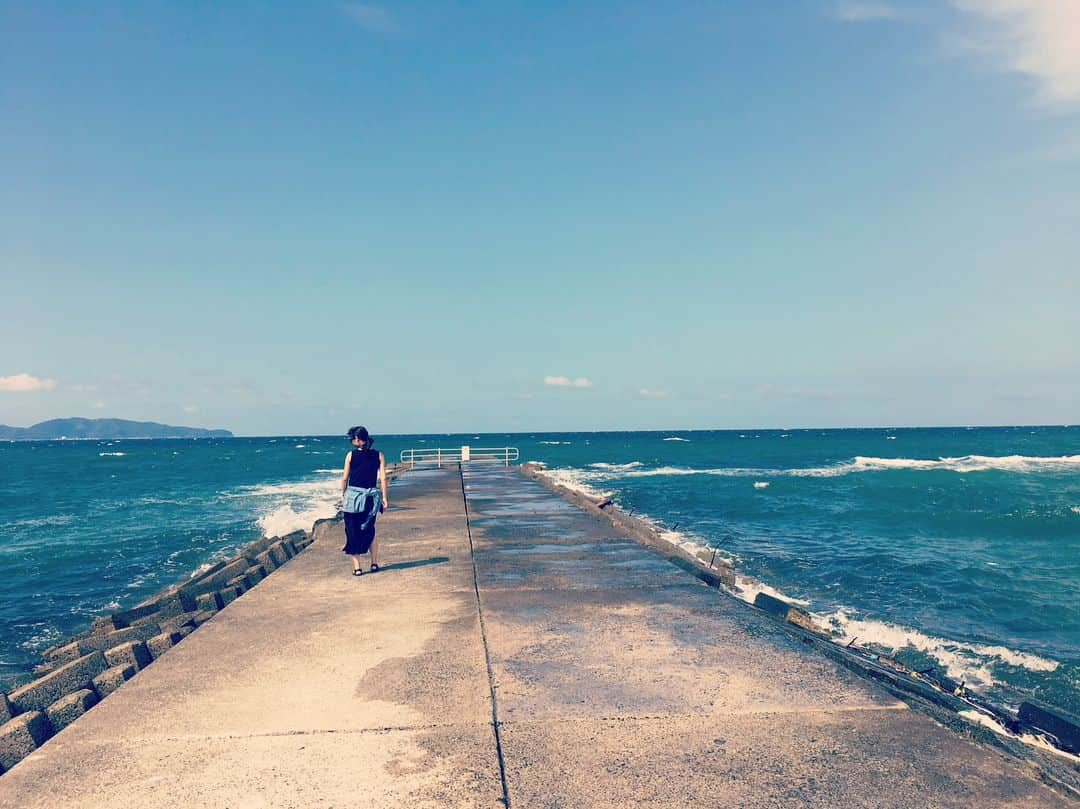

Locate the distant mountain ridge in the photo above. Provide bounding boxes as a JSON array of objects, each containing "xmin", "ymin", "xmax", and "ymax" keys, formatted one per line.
[{"xmin": 0, "ymin": 418, "xmax": 233, "ymax": 440}]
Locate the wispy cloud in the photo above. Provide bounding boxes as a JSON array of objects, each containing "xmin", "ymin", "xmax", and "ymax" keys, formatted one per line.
[
  {"xmin": 950, "ymin": 1, "xmax": 1080, "ymax": 108},
  {"xmin": 832, "ymin": 1, "xmax": 905, "ymax": 22},
  {"xmin": 544, "ymin": 375, "xmax": 592, "ymax": 389},
  {"xmin": 1039, "ymin": 132, "xmax": 1080, "ymax": 163},
  {"xmin": 638, "ymin": 388, "xmax": 670, "ymax": 399},
  {"xmin": 342, "ymin": 3, "xmax": 397, "ymax": 34},
  {"xmin": 0, "ymin": 373, "xmax": 58, "ymax": 392}
]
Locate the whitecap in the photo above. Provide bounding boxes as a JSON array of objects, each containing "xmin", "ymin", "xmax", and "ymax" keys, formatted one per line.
[
  {"xmin": 813, "ymin": 608, "xmax": 1059, "ymax": 689},
  {"xmin": 753, "ymin": 481, "xmax": 770, "ymax": 489},
  {"xmin": 257, "ymin": 501, "xmax": 337, "ymax": 537},
  {"xmin": 534, "ymin": 467, "xmax": 611, "ymax": 499},
  {"xmin": 577, "ymin": 454, "xmax": 1080, "ymax": 481},
  {"xmin": 1070, "ymin": 506, "xmax": 1080, "ymax": 516},
  {"xmin": 663, "ymin": 437, "xmax": 690, "ymax": 442},
  {"xmin": 99, "ymin": 452, "xmax": 126, "ymax": 457},
  {"xmin": 6, "ymin": 514, "xmax": 75, "ymax": 529},
  {"xmin": 732, "ymin": 576, "xmax": 811, "ymax": 607},
  {"xmin": 588, "ymin": 461, "xmax": 644, "ymax": 471}
]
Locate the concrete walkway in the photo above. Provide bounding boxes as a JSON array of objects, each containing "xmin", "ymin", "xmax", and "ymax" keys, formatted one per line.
[{"xmin": 0, "ymin": 468, "xmax": 1070, "ymax": 807}]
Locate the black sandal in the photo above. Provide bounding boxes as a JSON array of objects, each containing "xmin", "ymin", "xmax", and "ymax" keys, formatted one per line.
[
  {"xmin": 369, "ymin": 564, "xmax": 380, "ymax": 573},
  {"xmin": 352, "ymin": 568, "xmax": 364, "ymax": 576}
]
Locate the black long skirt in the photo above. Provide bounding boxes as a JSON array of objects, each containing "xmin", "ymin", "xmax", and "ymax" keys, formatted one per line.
[{"xmin": 342, "ymin": 505, "xmax": 378, "ymax": 554}]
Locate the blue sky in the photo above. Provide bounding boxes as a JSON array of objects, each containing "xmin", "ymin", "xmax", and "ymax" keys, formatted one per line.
[{"xmin": 2, "ymin": 1, "xmax": 1077, "ymax": 434}]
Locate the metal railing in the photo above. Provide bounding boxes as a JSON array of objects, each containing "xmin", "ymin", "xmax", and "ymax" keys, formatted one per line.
[{"xmin": 400, "ymin": 446, "xmax": 519, "ymax": 468}]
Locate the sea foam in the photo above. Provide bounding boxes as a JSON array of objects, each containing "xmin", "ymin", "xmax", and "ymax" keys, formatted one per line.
[
  {"xmin": 814, "ymin": 608, "xmax": 1059, "ymax": 689},
  {"xmin": 571, "ymin": 454, "xmax": 1080, "ymax": 481},
  {"xmin": 229, "ymin": 473, "xmax": 343, "ymax": 538}
]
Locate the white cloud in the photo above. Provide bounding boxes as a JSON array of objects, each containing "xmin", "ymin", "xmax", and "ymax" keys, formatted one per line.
[
  {"xmin": 0, "ymin": 373, "xmax": 58, "ymax": 392},
  {"xmin": 342, "ymin": 3, "xmax": 397, "ymax": 33},
  {"xmin": 951, "ymin": 1, "xmax": 1080, "ymax": 107},
  {"xmin": 833, "ymin": 2, "xmax": 905, "ymax": 22},
  {"xmin": 544, "ymin": 375, "xmax": 593, "ymax": 388},
  {"xmin": 638, "ymin": 388, "xmax": 670, "ymax": 399}
]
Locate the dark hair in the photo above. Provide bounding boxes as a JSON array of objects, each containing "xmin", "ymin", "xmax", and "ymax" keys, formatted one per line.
[{"xmin": 347, "ymin": 426, "xmax": 373, "ymax": 447}]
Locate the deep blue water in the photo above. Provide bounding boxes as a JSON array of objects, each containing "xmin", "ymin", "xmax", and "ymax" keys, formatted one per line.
[{"xmin": 1, "ymin": 427, "xmax": 1077, "ymax": 717}]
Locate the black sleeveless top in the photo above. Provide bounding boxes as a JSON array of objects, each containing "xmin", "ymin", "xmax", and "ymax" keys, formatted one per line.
[{"xmin": 347, "ymin": 449, "xmax": 380, "ymax": 488}]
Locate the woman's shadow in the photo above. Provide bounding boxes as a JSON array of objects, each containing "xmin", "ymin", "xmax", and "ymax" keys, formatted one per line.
[{"xmin": 376, "ymin": 556, "xmax": 450, "ymax": 572}]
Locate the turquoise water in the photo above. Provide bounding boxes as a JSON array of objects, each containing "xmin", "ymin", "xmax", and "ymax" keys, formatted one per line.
[{"xmin": 1, "ymin": 427, "xmax": 1077, "ymax": 717}]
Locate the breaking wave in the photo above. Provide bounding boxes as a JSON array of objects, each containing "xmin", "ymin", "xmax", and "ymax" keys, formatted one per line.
[
  {"xmin": 564, "ymin": 454, "xmax": 1080, "ymax": 481},
  {"xmin": 813, "ymin": 608, "xmax": 1060, "ymax": 689}
]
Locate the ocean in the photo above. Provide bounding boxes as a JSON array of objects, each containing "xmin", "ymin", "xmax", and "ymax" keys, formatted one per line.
[{"xmin": 1, "ymin": 427, "xmax": 1077, "ymax": 720}]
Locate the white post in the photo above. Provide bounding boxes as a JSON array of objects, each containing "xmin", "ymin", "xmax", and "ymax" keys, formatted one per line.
[
  {"xmin": 437, "ymin": 447, "xmax": 442, "ymax": 468},
  {"xmin": 461, "ymin": 445, "xmax": 471, "ymax": 463}
]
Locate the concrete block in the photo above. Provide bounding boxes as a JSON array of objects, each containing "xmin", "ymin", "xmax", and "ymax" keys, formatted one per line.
[
  {"xmin": 753, "ymin": 592, "xmax": 792, "ymax": 619},
  {"xmin": 153, "ymin": 590, "xmax": 198, "ymax": 619},
  {"xmin": 283, "ymin": 529, "xmax": 307, "ymax": 546},
  {"xmin": 45, "ymin": 688, "xmax": 98, "ymax": 733},
  {"xmin": 267, "ymin": 544, "xmax": 289, "ymax": 567},
  {"xmin": 32, "ymin": 660, "xmax": 64, "ymax": 678},
  {"xmin": 196, "ymin": 591, "xmax": 223, "ymax": 612},
  {"xmin": 93, "ymin": 622, "xmax": 163, "ymax": 651},
  {"xmin": 0, "ymin": 693, "xmax": 13, "ymax": 724},
  {"xmin": 41, "ymin": 641, "xmax": 83, "ymax": 666},
  {"xmin": 8, "ymin": 652, "xmax": 108, "ymax": 714},
  {"xmin": 40, "ymin": 629, "xmax": 93, "ymax": 657},
  {"xmin": 182, "ymin": 558, "xmax": 250, "ymax": 598},
  {"xmin": 146, "ymin": 632, "xmax": 183, "ymax": 660},
  {"xmin": 785, "ymin": 606, "xmax": 823, "ymax": 634},
  {"xmin": 255, "ymin": 550, "xmax": 277, "ymax": 573},
  {"xmin": 184, "ymin": 559, "xmax": 228, "ymax": 585},
  {"xmin": 92, "ymin": 664, "xmax": 136, "ymax": 698},
  {"xmin": 218, "ymin": 586, "xmax": 239, "ymax": 607},
  {"xmin": 311, "ymin": 516, "xmax": 340, "ymax": 541},
  {"xmin": 244, "ymin": 565, "xmax": 266, "ymax": 585},
  {"xmin": 177, "ymin": 625, "xmax": 196, "ymax": 639},
  {"xmin": 240, "ymin": 535, "xmax": 279, "ymax": 561},
  {"xmin": 92, "ymin": 601, "xmax": 161, "ymax": 632},
  {"xmin": 158, "ymin": 614, "xmax": 197, "ymax": 635},
  {"xmin": 0, "ymin": 711, "xmax": 52, "ymax": 772},
  {"xmin": 226, "ymin": 574, "xmax": 249, "ymax": 594},
  {"xmin": 189, "ymin": 610, "xmax": 216, "ymax": 627},
  {"xmin": 1019, "ymin": 700, "xmax": 1080, "ymax": 753},
  {"xmin": 42, "ymin": 621, "xmax": 161, "ymax": 663},
  {"xmin": 104, "ymin": 641, "xmax": 152, "ymax": 671},
  {"xmin": 91, "ymin": 617, "xmax": 115, "ymax": 634}
]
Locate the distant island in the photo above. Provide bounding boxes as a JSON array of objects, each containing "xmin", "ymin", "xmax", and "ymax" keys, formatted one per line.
[{"xmin": 0, "ymin": 418, "xmax": 233, "ymax": 440}]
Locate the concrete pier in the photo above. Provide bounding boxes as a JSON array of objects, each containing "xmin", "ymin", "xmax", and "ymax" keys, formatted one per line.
[{"xmin": 0, "ymin": 468, "xmax": 1071, "ymax": 807}]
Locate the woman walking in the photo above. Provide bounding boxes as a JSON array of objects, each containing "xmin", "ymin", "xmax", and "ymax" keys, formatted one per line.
[{"xmin": 340, "ymin": 426, "xmax": 388, "ymax": 576}]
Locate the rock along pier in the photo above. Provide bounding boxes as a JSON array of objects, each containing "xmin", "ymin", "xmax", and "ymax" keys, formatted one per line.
[{"xmin": 0, "ymin": 466, "xmax": 1074, "ymax": 807}]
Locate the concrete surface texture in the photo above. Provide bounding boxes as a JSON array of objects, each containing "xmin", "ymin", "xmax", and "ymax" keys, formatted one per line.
[{"xmin": 0, "ymin": 468, "xmax": 1072, "ymax": 808}]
